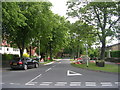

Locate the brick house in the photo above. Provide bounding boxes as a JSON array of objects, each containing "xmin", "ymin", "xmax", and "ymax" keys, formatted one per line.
[{"xmin": 106, "ymin": 43, "xmax": 120, "ymax": 51}]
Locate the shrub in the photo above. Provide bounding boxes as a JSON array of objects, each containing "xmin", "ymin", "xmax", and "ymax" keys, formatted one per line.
[
  {"xmin": 2, "ymin": 54, "xmax": 19, "ymax": 60},
  {"xmin": 110, "ymin": 51, "xmax": 120, "ymax": 58}
]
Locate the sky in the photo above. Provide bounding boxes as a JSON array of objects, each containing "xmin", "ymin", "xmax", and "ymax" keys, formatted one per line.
[{"xmin": 48, "ymin": 0, "xmax": 119, "ymax": 46}]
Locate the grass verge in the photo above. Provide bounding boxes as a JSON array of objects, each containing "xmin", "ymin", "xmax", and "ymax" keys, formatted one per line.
[
  {"xmin": 39, "ymin": 60, "xmax": 52, "ymax": 64},
  {"xmin": 71, "ymin": 62, "xmax": 119, "ymax": 73}
]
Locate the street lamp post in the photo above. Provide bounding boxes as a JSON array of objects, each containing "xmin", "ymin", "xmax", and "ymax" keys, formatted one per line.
[
  {"xmin": 39, "ymin": 39, "xmax": 41, "ymax": 60},
  {"xmin": 85, "ymin": 43, "xmax": 89, "ymax": 67}
]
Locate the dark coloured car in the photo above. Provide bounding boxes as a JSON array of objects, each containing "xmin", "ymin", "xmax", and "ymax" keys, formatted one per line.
[{"xmin": 10, "ymin": 57, "xmax": 39, "ymax": 70}]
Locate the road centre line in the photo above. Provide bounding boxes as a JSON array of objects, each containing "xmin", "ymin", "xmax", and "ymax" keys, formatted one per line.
[
  {"xmin": 25, "ymin": 74, "xmax": 42, "ymax": 85},
  {"xmin": 45, "ymin": 68, "xmax": 52, "ymax": 72}
]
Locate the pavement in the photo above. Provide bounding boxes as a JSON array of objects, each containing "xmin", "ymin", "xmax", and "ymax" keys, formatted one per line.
[{"xmin": 1, "ymin": 59, "xmax": 119, "ymax": 89}]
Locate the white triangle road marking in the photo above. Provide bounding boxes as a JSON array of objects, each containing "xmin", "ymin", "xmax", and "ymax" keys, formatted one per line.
[{"xmin": 67, "ymin": 70, "xmax": 82, "ymax": 76}]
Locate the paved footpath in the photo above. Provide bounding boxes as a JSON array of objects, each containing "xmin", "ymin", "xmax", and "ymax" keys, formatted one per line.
[{"xmin": 1, "ymin": 59, "xmax": 119, "ymax": 89}]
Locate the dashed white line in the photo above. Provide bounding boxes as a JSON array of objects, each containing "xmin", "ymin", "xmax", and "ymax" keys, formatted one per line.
[
  {"xmin": 25, "ymin": 74, "xmax": 42, "ymax": 85},
  {"xmin": 70, "ymin": 82, "xmax": 81, "ymax": 86},
  {"xmin": 85, "ymin": 82, "xmax": 96, "ymax": 86},
  {"xmin": 0, "ymin": 83, "xmax": 5, "ymax": 85},
  {"xmin": 45, "ymin": 68, "xmax": 52, "ymax": 72},
  {"xmin": 40, "ymin": 84, "xmax": 50, "ymax": 86},
  {"xmin": 55, "ymin": 82, "xmax": 67, "ymax": 86},
  {"xmin": 40, "ymin": 82, "xmax": 52, "ymax": 86},
  {"xmin": 9, "ymin": 83, "xmax": 20, "ymax": 85},
  {"xmin": 42, "ymin": 82, "xmax": 53, "ymax": 84},
  {"xmin": 101, "ymin": 82, "xmax": 112, "ymax": 86}
]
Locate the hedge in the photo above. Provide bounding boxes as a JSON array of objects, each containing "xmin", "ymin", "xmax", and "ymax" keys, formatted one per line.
[
  {"xmin": 111, "ymin": 51, "xmax": 120, "ymax": 58},
  {"xmin": 105, "ymin": 50, "xmax": 120, "ymax": 58},
  {"xmin": 2, "ymin": 54, "xmax": 19, "ymax": 61}
]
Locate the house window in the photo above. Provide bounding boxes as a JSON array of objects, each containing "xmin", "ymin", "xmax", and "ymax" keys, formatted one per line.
[{"xmin": 7, "ymin": 48, "xmax": 9, "ymax": 51}]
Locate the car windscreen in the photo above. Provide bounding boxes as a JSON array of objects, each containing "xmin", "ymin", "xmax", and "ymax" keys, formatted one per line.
[{"xmin": 13, "ymin": 58, "xmax": 24, "ymax": 61}]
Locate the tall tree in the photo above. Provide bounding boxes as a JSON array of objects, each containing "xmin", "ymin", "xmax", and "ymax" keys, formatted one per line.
[
  {"xmin": 67, "ymin": 1, "xmax": 120, "ymax": 59},
  {"xmin": 2, "ymin": 2, "xmax": 53, "ymax": 58}
]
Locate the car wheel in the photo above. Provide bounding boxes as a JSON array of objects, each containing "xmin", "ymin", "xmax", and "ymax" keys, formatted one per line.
[
  {"xmin": 23, "ymin": 65, "xmax": 28, "ymax": 70},
  {"xmin": 35, "ymin": 63, "xmax": 39, "ymax": 68}
]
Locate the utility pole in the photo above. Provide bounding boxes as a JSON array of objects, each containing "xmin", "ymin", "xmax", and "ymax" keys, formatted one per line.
[
  {"xmin": 39, "ymin": 39, "xmax": 41, "ymax": 60},
  {"xmin": 85, "ymin": 43, "xmax": 88, "ymax": 67}
]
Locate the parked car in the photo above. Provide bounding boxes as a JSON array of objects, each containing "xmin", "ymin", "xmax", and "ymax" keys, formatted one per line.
[
  {"xmin": 10, "ymin": 57, "xmax": 39, "ymax": 70},
  {"xmin": 75, "ymin": 58, "xmax": 83, "ymax": 63}
]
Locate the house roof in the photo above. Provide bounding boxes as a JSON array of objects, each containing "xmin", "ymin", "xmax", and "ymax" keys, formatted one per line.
[{"xmin": 106, "ymin": 43, "xmax": 120, "ymax": 48}]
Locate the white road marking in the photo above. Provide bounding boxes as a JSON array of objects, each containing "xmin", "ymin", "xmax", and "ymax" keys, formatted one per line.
[
  {"xmin": 42, "ymin": 82, "xmax": 53, "ymax": 84},
  {"xmin": 40, "ymin": 82, "xmax": 52, "ymax": 86},
  {"xmin": 44, "ymin": 62, "xmax": 54, "ymax": 65},
  {"xmin": 101, "ymin": 82, "xmax": 112, "ymax": 86},
  {"xmin": 85, "ymin": 82, "xmax": 96, "ymax": 86},
  {"xmin": 67, "ymin": 70, "xmax": 82, "ymax": 76},
  {"xmin": 45, "ymin": 68, "xmax": 52, "ymax": 72},
  {"xmin": 55, "ymin": 82, "xmax": 67, "ymax": 86},
  {"xmin": 9, "ymin": 83, "xmax": 20, "ymax": 85},
  {"xmin": 70, "ymin": 82, "xmax": 81, "ymax": 86},
  {"xmin": 40, "ymin": 84, "xmax": 50, "ymax": 86},
  {"xmin": 0, "ymin": 83, "xmax": 5, "ymax": 85},
  {"xmin": 25, "ymin": 74, "xmax": 42, "ymax": 85},
  {"xmin": 115, "ymin": 82, "xmax": 120, "ymax": 85}
]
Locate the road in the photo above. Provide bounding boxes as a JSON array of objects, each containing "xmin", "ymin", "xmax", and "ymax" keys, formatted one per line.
[{"xmin": 2, "ymin": 59, "xmax": 119, "ymax": 89}]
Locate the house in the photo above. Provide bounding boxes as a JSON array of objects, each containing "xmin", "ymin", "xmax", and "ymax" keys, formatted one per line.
[
  {"xmin": 0, "ymin": 40, "xmax": 27, "ymax": 56},
  {"xmin": 106, "ymin": 43, "xmax": 120, "ymax": 58},
  {"xmin": 106, "ymin": 43, "xmax": 120, "ymax": 51}
]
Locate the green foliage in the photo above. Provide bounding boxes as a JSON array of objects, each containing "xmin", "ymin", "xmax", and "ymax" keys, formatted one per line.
[
  {"xmin": 66, "ymin": 1, "xmax": 119, "ymax": 59},
  {"xmin": 111, "ymin": 51, "xmax": 120, "ymax": 57},
  {"xmin": 2, "ymin": 2, "xmax": 71, "ymax": 59},
  {"xmin": 2, "ymin": 54, "xmax": 19, "ymax": 60},
  {"xmin": 71, "ymin": 62, "xmax": 118, "ymax": 73}
]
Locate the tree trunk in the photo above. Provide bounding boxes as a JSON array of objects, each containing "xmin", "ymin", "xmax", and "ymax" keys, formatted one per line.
[
  {"xmin": 49, "ymin": 42, "xmax": 52, "ymax": 60},
  {"xmin": 30, "ymin": 46, "xmax": 32, "ymax": 58},
  {"xmin": 100, "ymin": 40, "xmax": 106, "ymax": 60},
  {"xmin": 20, "ymin": 48, "xmax": 24, "ymax": 58},
  {"xmin": 77, "ymin": 44, "xmax": 80, "ymax": 58}
]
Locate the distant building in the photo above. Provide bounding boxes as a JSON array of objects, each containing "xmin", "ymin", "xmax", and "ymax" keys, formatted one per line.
[
  {"xmin": 106, "ymin": 43, "xmax": 120, "ymax": 51},
  {"xmin": 106, "ymin": 43, "xmax": 120, "ymax": 58},
  {"xmin": 0, "ymin": 40, "xmax": 27, "ymax": 56}
]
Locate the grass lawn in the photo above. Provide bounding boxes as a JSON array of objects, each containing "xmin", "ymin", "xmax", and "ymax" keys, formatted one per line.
[
  {"xmin": 39, "ymin": 60, "xmax": 52, "ymax": 64},
  {"xmin": 70, "ymin": 59, "xmax": 75, "ymax": 61},
  {"xmin": 71, "ymin": 62, "xmax": 119, "ymax": 73}
]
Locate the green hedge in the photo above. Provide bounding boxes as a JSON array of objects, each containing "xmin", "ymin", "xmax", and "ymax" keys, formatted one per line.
[
  {"xmin": 111, "ymin": 51, "xmax": 120, "ymax": 58},
  {"xmin": 2, "ymin": 54, "xmax": 19, "ymax": 61},
  {"xmin": 105, "ymin": 50, "xmax": 120, "ymax": 58}
]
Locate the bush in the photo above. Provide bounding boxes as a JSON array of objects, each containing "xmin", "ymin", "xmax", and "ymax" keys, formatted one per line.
[
  {"xmin": 2, "ymin": 54, "xmax": 19, "ymax": 67},
  {"xmin": 110, "ymin": 51, "xmax": 120, "ymax": 58},
  {"xmin": 2, "ymin": 54, "xmax": 19, "ymax": 60}
]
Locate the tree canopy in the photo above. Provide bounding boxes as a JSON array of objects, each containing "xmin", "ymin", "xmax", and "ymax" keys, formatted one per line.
[{"xmin": 67, "ymin": 1, "xmax": 120, "ymax": 59}]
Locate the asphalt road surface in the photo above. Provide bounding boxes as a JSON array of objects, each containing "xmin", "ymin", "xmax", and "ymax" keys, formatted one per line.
[{"xmin": 1, "ymin": 59, "xmax": 119, "ymax": 88}]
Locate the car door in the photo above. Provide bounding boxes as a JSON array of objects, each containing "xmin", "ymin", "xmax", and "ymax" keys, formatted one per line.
[{"xmin": 26, "ymin": 58, "xmax": 34, "ymax": 68}]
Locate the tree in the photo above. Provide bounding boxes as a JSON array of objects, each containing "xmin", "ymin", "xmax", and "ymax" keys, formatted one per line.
[
  {"xmin": 2, "ymin": 2, "xmax": 53, "ymax": 58},
  {"xmin": 67, "ymin": 1, "xmax": 120, "ymax": 59}
]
